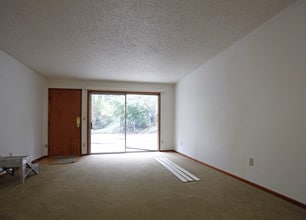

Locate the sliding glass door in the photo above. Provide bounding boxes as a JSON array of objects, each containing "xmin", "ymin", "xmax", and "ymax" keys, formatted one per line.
[
  {"xmin": 89, "ymin": 92, "xmax": 159, "ymax": 153},
  {"xmin": 90, "ymin": 93, "xmax": 125, "ymax": 153},
  {"xmin": 126, "ymin": 94, "xmax": 158, "ymax": 152}
]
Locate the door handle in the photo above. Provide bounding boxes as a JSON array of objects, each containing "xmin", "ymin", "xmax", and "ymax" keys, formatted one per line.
[{"xmin": 76, "ymin": 117, "xmax": 81, "ymax": 128}]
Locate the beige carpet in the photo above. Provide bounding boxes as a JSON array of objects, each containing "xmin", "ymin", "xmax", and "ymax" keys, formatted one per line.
[{"xmin": 0, "ymin": 152, "xmax": 305, "ymax": 220}]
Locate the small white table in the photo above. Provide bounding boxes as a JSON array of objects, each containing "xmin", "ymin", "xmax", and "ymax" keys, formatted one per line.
[{"xmin": 0, "ymin": 156, "xmax": 39, "ymax": 183}]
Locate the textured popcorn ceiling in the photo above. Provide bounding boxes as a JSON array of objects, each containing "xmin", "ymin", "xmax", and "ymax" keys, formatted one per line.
[{"xmin": 0, "ymin": 0, "xmax": 296, "ymax": 83}]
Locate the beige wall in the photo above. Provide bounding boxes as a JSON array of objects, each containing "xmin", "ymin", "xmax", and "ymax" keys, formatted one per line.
[
  {"xmin": 47, "ymin": 79, "xmax": 175, "ymax": 154},
  {"xmin": 175, "ymin": 0, "xmax": 306, "ymax": 203},
  {"xmin": 0, "ymin": 50, "xmax": 47, "ymax": 159}
]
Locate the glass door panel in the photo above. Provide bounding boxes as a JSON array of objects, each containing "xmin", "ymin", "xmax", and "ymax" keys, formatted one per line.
[
  {"xmin": 90, "ymin": 94, "xmax": 125, "ymax": 153},
  {"xmin": 126, "ymin": 94, "xmax": 159, "ymax": 151}
]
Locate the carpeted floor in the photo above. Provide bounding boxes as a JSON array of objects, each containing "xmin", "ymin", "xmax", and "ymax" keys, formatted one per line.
[{"xmin": 0, "ymin": 152, "xmax": 305, "ymax": 220}]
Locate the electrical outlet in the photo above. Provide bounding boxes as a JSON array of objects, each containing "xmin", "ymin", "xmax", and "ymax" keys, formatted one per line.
[
  {"xmin": 249, "ymin": 158, "xmax": 254, "ymax": 166},
  {"xmin": 180, "ymin": 140, "xmax": 183, "ymax": 146}
]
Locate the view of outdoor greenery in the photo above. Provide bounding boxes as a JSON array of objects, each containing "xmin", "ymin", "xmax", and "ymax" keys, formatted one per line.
[
  {"xmin": 91, "ymin": 94, "xmax": 125, "ymax": 132},
  {"xmin": 91, "ymin": 94, "xmax": 157, "ymax": 133},
  {"xmin": 127, "ymin": 94, "xmax": 158, "ymax": 133}
]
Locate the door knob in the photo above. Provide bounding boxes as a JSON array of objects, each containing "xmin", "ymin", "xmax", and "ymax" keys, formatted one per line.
[{"xmin": 76, "ymin": 117, "xmax": 81, "ymax": 128}]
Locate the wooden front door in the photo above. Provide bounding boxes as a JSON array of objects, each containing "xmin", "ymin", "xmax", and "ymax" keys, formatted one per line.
[{"xmin": 48, "ymin": 89, "xmax": 82, "ymax": 156}]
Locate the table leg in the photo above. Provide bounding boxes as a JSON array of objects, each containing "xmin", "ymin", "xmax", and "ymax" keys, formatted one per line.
[{"xmin": 20, "ymin": 159, "xmax": 26, "ymax": 183}]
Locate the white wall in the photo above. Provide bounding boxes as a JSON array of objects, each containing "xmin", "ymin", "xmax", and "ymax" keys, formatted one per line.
[
  {"xmin": 0, "ymin": 50, "xmax": 47, "ymax": 160},
  {"xmin": 175, "ymin": 0, "xmax": 306, "ymax": 204},
  {"xmin": 47, "ymin": 79, "xmax": 175, "ymax": 154}
]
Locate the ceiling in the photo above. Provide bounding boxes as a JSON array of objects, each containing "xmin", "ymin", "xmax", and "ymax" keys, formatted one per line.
[{"xmin": 0, "ymin": 0, "xmax": 296, "ymax": 83}]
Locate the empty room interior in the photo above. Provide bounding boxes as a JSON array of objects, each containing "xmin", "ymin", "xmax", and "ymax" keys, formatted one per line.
[{"xmin": 0, "ymin": 0, "xmax": 305, "ymax": 219}]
